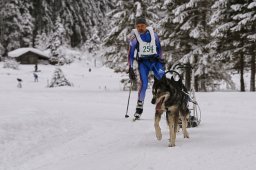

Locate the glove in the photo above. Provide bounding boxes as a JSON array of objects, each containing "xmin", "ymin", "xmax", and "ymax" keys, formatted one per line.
[{"xmin": 129, "ymin": 67, "xmax": 136, "ymax": 80}]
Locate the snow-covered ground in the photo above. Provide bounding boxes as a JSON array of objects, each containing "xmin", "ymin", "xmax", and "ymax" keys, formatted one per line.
[{"xmin": 0, "ymin": 62, "xmax": 256, "ymax": 170}]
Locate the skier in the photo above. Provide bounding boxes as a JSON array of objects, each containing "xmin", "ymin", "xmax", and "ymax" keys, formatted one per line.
[
  {"xmin": 17, "ymin": 78, "xmax": 22, "ymax": 88},
  {"xmin": 33, "ymin": 72, "xmax": 38, "ymax": 82},
  {"xmin": 34, "ymin": 64, "xmax": 38, "ymax": 72},
  {"xmin": 128, "ymin": 17, "xmax": 165, "ymax": 120}
]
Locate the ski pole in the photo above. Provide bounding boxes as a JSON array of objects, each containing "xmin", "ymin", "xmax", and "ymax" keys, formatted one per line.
[{"xmin": 125, "ymin": 81, "xmax": 133, "ymax": 118}]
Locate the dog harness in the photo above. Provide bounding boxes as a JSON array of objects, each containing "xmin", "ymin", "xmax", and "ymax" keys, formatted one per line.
[{"xmin": 132, "ymin": 27, "xmax": 157, "ymax": 58}]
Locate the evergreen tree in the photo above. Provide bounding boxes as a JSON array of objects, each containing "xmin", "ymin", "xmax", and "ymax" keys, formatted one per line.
[
  {"xmin": 247, "ymin": 1, "xmax": 256, "ymax": 91},
  {"xmin": 19, "ymin": 2, "xmax": 34, "ymax": 47},
  {"xmin": 210, "ymin": 0, "xmax": 256, "ymax": 91},
  {"xmin": 209, "ymin": 0, "xmax": 242, "ymax": 91},
  {"xmin": 2, "ymin": 1, "xmax": 22, "ymax": 52},
  {"xmin": 0, "ymin": 0, "xmax": 6, "ymax": 48},
  {"xmin": 48, "ymin": 67, "xmax": 72, "ymax": 87},
  {"xmin": 158, "ymin": 0, "xmax": 178, "ymax": 63},
  {"xmin": 35, "ymin": 32, "xmax": 50, "ymax": 50},
  {"xmin": 236, "ymin": 0, "xmax": 256, "ymax": 91},
  {"xmin": 0, "ymin": 42, "xmax": 4, "ymax": 58},
  {"xmin": 103, "ymin": 0, "xmax": 139, "ymax": 72},
  {"xmin": 229, "ymin": 0, "xmax": 253, "ymax": 92},
  {"xmin": 160, "ymin": 0, "xmax": 214, "ymax": 91},
  {"xmin": 48, "ymin": 16, "xmax": 66, "ymax": 65},
  {"xmin": 0, "ymin": 0, "xmax": 110, "ymax": 55}
]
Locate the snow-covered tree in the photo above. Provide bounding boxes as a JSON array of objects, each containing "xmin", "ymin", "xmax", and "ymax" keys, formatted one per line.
[
  {"xmin": 209, "ymin": 0, "xmax": 256, "ymax": 91},
  {"xmin": 230, "ymin": 0, "xmax": 256, "ymax": 91},
  {"xmin": 159, "ymin": 0, "xmax": 215, "ymax": 91},
  {"xmin": 19, "ymin": 3, "xmax": 34, "ymax": 47},
  {"xmin": 3, "ymin": 58, "xmax": 20, "ymax": 70},
  {"xmin": 0, "ymin": 0, "xmax": 34, "ymax": 52},
  {"xmin": 2, "ymin": 1, "xmax": 22, "ymax": 52},
  {"xmin": 0, "ymin": 43, "xmax": 4, "ymax": 58},
  {"xmin": 48, "ymin": 67, "xmax": 72, "ymax": 88},
  {"xmin": 34, "ymin": 32, "xmax": 50, "ymax": 50},
  {"xmin": 0, "ymin": 0, "xmax": 110, "ymax": 56},
  {"xmin": 48, "ymin": 16, "xmax": 66, "ymax": 65}
]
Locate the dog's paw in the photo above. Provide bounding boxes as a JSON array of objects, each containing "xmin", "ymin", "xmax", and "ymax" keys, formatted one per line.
[
  {"xmin": 155, "ymin": 128, "xmax": 162, "ymax": 140},
  {"xmin": 183, "ymin": 133, "xmax": 189, "ymax": 138},
  {"xmin": 168, "ymin": 143, "xmax": 176, "ymax": 147},
  {"xmin": 183, "ymin": 130, "xmax": 190, "ymax": 138},
  {"xmin": 156, "ymin": 132, "xmax": 162, "ymax": 140}
]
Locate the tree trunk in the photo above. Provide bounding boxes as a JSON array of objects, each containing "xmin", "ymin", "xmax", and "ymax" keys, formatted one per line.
[
  {"xmin": 194, "ymin": 76, "xmax": 199, "ymax": 92},
  {"xmin": 201, "ymin": 72, "xmax": 207, "ymax": 92},
  {"xmin": 240, "ymin": 53, "xmax": 245, "ymax": 92},
  {"xmin": 185, "ymin": 62, "xmax": 191, "ymax": 90},
  {"xmin": 250, "ymin": 54, "xmax": 255, "ymax": 91}
]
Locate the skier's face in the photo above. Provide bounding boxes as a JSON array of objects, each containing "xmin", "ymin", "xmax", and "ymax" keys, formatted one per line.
[{"xmin": 136, "ymin": 24, "xmax": 147, "ymax": 33}]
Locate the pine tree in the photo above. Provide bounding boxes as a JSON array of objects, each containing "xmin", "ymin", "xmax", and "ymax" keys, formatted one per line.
[
  {"xmin": 209, "ymin": 0, "xmax": 244, "ymax": 91},
  {"xmin": 48, "ymin": 16, "xmax": 66, "ymax": 65},
  {"xmin": 229, "ymin": 0, "xmax": 252, "ymax": 92},
  {"xmin": 0, "ymin": 42, "xmax": 4, "ymax": 58},
  {"xmin": 103, "ymin": 0, "xmax": 138, "ymax": 72},
  {"xmin": 48, "ymin": 67, "xmax": 72, "ymax": 88},
  {"xmin": 231, "ymin": 0, "xmax": 256, "ymax": 91},
  {"xmin": 19, "ymin": 2, "xmax": 34, "ymax": 47},
  {"xmin": 2, "ymin": 1, "xmax": 22, "ymax": 52},
  {"xmin": 35, "ymin": 32, "xmax": 50, "ymax": 50},
  {"xmin": 158, "ymin": 0, "xmax": 178, "ymax": 62},
  {"xmin": 210, "ymin": 0, "xmax": 256, "ymax": 91},
  {"xmin": 245, "ymin": 1, "xmax": 256, "ymax": 91},
  {"xmin": 0, "ymin": 0, "xmax": 110, "ymax": 56},
  {"xmin": 160, "ymin": 0, "xmax": 214, "ymax": 91}
]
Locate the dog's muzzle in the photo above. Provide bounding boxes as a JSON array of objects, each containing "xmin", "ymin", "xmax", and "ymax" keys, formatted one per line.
[{"xmin": 151, "ymin": 97, "xmax": 156, "ymax": 104}]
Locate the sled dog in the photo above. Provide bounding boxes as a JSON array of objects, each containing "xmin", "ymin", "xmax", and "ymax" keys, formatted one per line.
[{"xmin": 152, "ymin": 76, "xmax": 190, "ymax": 147}]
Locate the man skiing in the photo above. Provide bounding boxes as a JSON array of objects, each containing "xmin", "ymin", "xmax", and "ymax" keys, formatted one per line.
[{"xmin": 128, "ymin": 17, "xmax": 165, "ymax": 120}]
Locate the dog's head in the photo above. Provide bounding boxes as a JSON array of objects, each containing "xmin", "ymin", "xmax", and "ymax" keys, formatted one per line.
[
  {"xmin": 151, "ymin": 76, "xmax": 174, "ymax": 111},
  {"xmin": 151, "ymin": 75, "xmax": 189, "ymax": 109},
  {"xmin": 151, "ymin": 76, "xmax": 176, "ymax": 104},
  {"xmin": 151, "ymin": 76, "xmax": 168, "ymax": 104}
]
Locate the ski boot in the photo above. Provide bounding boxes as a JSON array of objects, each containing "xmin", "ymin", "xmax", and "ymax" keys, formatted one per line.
[{"xmin": 134, "ymin": 100, "xmax": 143, "ymax": 121}]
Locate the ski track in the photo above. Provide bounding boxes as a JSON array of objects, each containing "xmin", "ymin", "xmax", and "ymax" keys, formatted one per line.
[{"xmin": 0, "ymin": 64, "xmax": 256, "ymax": 170}]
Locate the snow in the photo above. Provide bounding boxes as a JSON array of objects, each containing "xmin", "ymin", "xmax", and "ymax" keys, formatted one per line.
[
  {"xmin": 8, "ymin": 48, "xmax": 49, "ymax": 58},
  {"xmin": 1, "ymin": 62, "xmax": 256, "ymax": 170},
  {"xmin": 248, "ymin": 2, "xmax": 256, "ymax": 9},
  {"xmin": 231, "ymin": 4, "xmax": 243, "ymax": 12}
]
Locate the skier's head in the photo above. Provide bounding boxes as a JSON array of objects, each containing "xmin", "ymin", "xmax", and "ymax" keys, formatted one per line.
[{"xmin": 135, "ymin": 17, "xmax": 147, "ymax": 33}]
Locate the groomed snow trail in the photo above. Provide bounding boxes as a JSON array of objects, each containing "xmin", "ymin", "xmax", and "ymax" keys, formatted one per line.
[{"xmin": 1, "ymin": 64, "xmax": 256, "ymax": 170}]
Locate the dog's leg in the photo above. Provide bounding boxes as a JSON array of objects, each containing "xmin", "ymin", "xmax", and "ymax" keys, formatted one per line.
[
  {"xmin": 181, "ymin": 113, "xmax": 190, "ymax": 138},
  {"xmin": 167, "ymin": 109, "xmax": 178, "ymax": 147},
  {"xmin": 180, "ymin": 109, "xmax": 190, "ymax": 138},
  {"xmin": 154, "ymin": 110, "xmax": 163, "ymax": 140}
]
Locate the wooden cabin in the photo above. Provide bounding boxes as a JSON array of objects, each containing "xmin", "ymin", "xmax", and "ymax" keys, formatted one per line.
[{"xmin": 8, "ymin": 48, "xmax": 49, "ymax": 64}]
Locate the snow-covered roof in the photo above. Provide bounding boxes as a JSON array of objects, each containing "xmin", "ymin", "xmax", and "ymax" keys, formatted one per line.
[{"xmin": 8, "ymin": 48, "xmax": 49, "ymax": 59}]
